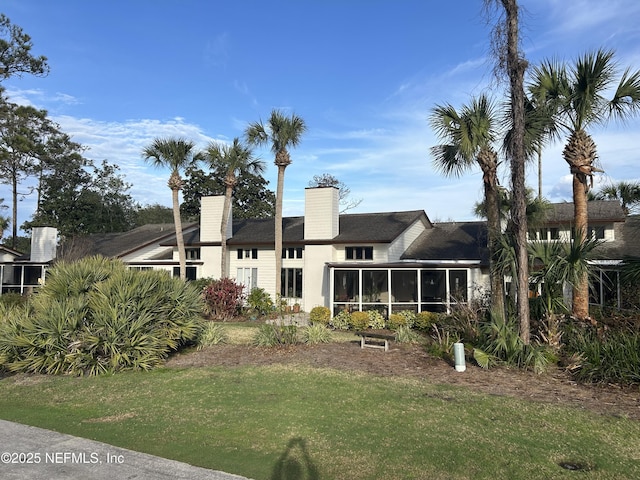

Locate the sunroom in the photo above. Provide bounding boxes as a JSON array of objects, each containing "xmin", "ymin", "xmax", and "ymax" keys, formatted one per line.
[{"xmin": 328, "ymin": 261, "xmax": 485, "ymax": 317}]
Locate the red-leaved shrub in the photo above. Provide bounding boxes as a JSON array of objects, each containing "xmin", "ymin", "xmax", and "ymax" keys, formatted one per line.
[{"xmin": 202, "ymin": 278, "xmax": 245, "ymax": 320}]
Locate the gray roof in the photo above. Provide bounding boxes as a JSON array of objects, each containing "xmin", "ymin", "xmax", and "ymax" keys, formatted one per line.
[
  {"xmin": 73, "ymin": 224, "xmax": 195, "ymax": 258},
  {"xmin": 545, "ymin": 200, "xmax": 625, "ymax": 223},
  {"xmin": 74, "ymin": 202, "xmax": 637, "ymax": 264},
  {"xmin": 226, "ymin": 210, "xmax": 428, "ymax": 246},
  {"xmin": 402, "ymin": 221, "xmax": 490, "ymax": 265},
  {"xmin": 593, "ymin": 215, "xmax": 640, "ymax": 260}
]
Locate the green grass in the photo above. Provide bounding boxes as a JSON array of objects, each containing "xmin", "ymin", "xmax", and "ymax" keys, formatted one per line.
[{"xmin": 1, "ymin": 364, "xmax": 639, "ymax": 480}]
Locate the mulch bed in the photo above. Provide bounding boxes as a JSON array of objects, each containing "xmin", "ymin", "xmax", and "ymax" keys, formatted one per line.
[{"xmin": 165, "ymin": 341, "xmax": 640, "ymax": 421}]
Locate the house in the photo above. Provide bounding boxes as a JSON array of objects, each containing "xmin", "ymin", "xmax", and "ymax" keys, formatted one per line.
[
  {"xmin": 1, "ymin": 187, "xmax": 638, "ymax": 314},
  {"xmin": 0, "ymin": 227, "xmax": 57, "ymax": 295}
]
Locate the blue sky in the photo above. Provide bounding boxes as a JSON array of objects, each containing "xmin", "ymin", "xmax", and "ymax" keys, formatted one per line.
[{"xmin": 2, "ymin": 0, "xmax": 640, "ymax": 233}]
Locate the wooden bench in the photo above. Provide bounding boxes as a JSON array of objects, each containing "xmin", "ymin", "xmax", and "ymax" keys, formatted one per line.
[{"xmin": 355, "ymin": 330, "xmax": 395, "ymax": 352}]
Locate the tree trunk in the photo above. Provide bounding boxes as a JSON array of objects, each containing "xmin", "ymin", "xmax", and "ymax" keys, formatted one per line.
[
  {"xmin": 502, "ymin": 0, "xmax": 530, "ymax": 343},
  {"xmin": 274, "ymin": 164, "xmax": 286, "ymax": 299},
  {"xmin": 172, "ymin": 187, "xmax": 186, "ymax": 281},
  {"xmin": 572, "ymin": 174, "xmax": 590, "ymax": 318},
  {"xmin": 12, "ymin": 173, "xmax": 18, "ymax": 247},
  {"xmin": 484, "ymin": 175, "xmax": 506, "ymax": 319},
  {"xmin": 220, "ymin": 184, "xmax": 233, "ymax": 278}
]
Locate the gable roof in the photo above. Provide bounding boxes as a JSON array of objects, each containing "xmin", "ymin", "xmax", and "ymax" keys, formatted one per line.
[
  {"xmin": 545, "ymin": 200, "xmax": 625, "ymax": 224},
  {"xmin": 225, "ymin": 210, "xmax": 428, "ymax": 246},
  {"xmin": 592, "ymin": 215, "xmax": 640, "ymax": 260},
  {"xmin": 69, "ymin": 223, "xmax": 197, "ymax": 259},
  {"xmin": 402, "ymin": 221, "xmax": 489, "ymax": 265}
]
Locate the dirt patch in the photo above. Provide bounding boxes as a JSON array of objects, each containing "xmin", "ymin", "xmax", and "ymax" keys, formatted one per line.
[{"xmin": 165, "ymin": 341, "xmax": 640, "ymax": 421}]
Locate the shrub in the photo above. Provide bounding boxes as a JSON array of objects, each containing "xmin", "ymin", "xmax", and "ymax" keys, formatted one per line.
[
  {"xmin": 197, "ymin": 323, "xmax": 229, "ymax": 350},
  {"xmin": 302, "ymin": 323, "xmax": 333, "ymax": 344},
  {"xmin": 473, "ymin": 313, "xmax": 555, "ymax": 374},
  {"xmin": 563, "ymin": 321, "xmax": 640, "ymax": 384},
  {"xmin": 398, "ymin": 310, "xmax": 416, "ymax": 328},
  {"xmin": 309, "ymin": 306, "xmax": 331, "ymax": 325},
  {"xmin": 415, "ymin": 311, "xmax": 439, "ymax": 332},
  {"xmin": 387, "ymin": 313, "xmax": 407, "ymax": 330},
  {"xmin": 350, "ymin": 311, "xmax": 370, "ymax": 330},
  {"xmin": 0, "ymin": 257, "xmax": 205, "ymax": 376},
  {"xmin": 202, "ymin": 278, "xmax": 245, "ymax": 321},
  {"xmin": 367, "ymin": 310, "xmax": 386, "ymax": 329},
  {"xmin": 246, "ymin": 287, "xmax": 274, "ymax": 317},
  {"xmin": 252, "ymin": 324, "xmax": 298, "ymax": 347},
  {"xmin": 331, "ymin": 309, "xmax": 351, "ymax": 330},
  {"xmin": 395, "ymin": 325, "xmax": 421, "ymax": 344},
  {"xmin": 0, "ymin": 293, "xmax": 28, "ymax": 311}
]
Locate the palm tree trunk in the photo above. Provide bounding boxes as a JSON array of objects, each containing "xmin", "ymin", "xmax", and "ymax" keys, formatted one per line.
[
  {"xmin": 172, "ymin": 187, "xmax": 186, "ymax": 280},
  {"xmin": 502, "ymin": 0, "xmax": 531, "ymax": 344},
  {"xmin": 274, "ymin": 164, "xmax": 286, "ymax": 299},
  {"xmin": 220, "ymin": 185, "xmax": 233, "ymax": 278},
  {"xmin": 572, "ymin": 174, "xmax": 590, "ymax": 318},
  {"xmin": 484, "ymin": 179, "xmax": 506, "ymax": 319}
]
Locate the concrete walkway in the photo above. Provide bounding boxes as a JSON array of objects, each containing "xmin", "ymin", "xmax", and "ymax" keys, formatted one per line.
[{"xmin": 0, "ymin": 419, "xmax": 251, "ymax": 480}]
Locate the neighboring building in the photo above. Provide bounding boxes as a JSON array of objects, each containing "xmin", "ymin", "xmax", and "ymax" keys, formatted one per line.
[
  {"xmin": 0, "ymin": 227, "xmax": 57, "ymax": 294},
  {"xmin": 1, "ymin": 189, "xmax": 638, "ymax": 314}
]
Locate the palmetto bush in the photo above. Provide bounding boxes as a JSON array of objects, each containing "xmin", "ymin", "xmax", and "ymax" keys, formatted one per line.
[
  {"xmin": 562, "ymin": 321, "xmax": 640, "ymax": 384},
  {"xmin": 0, "ymin": 256, "xmax": 205, "ymax": 376}
]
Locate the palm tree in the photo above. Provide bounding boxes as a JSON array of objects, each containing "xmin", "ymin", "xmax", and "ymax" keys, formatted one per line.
[
  {"xmin": 430, "ymin": 95, "xmax": 506, "ymax": 319},
  {"xmin": 199, "ymin": 138, "xmax": 265, "ymax": 277},
  {"xmin": 529, "ymin": 49, "xmax": 640, "ymax": 319},
  {"xmin": 142, "ymin": 137, "xmax": 197, "ymax": 280},
  {"xmin": 594, "ymin": 180, "xmax": 640, "ymax": 215},
  {"xmin": 245, "ymin": 110, "xmax": 306, "ymax": 299}
]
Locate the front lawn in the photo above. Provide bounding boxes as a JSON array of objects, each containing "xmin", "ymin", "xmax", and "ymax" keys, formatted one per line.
[{"xmin": 1, "ymin": 361, "xmax": 639, "ymax": 479}]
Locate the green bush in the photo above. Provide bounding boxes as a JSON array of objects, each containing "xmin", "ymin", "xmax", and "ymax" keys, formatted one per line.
[
  {"xmin": 415, "ymin": 311, "xmax": 439, "ymax": 332},
  {"xmin": 350, "ymin": 311, "xmax": 370, "ymax": 330},
  {"xmin": 0, "ymin": 256, "xmax": 205, "ymax": 376},
  {"xmin": 366, "ymin": 310, "xmax": 386, "ymax": 329},
  {"xmin": 396, "ymin": 310, "xmax": 416, "ymax": 328},
  {"xmin": 309, "ymin": 306, "xmax": 331, "ymax": 325},
  {"xmin": 395, "ymin": 325, "xmax": 421, "ymax": 344},
  {"xmin": 331, "ymin": 310, "xmax": 351, "ymax": 330},
  {"xmin": 252, "ymin": 324, "xmax": 298, "ymax": 347},
  {"xmin": 563, "ymin": 321, "xmax": 640, "ymax": 384},
  {"xmin": 197, "ymin": 323, "xmax": 229, "ymax": 350},
  {"xmin": 246, "ymin": 287, "xmax": 274, "ymax": 317},
  {"xmin": 302, "ymin": 323, "xmax": 333, "ymax": 344},
  {"xmin": 0, "ymin": 293, "xmax": 28, "ymax": 311},
  {"xmin": 388, "ymin": 313, "xmax": 407, "ymax": 330}
]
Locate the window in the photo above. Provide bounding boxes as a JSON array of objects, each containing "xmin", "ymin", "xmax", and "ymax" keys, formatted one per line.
[
  {"xmin": 346, "ymin": 246, "xmax": 373, "ymax": 260},
  {"xmin": 421, "ymin": 270, "xmax": 446, "ymax": 302},
  {"xmin": 237, "ymin": 267, "xmax": 258, "ymax": 290},
  {"xmin": 237, "ymin": 248, "xmax": 258, "ymax": 259},
  {"xmin": 186, "ymin": 248, "xmax": 201, "ymax": 260},
  {"xmin": 528, "ymin": 228, "xmax": 560, "ymax": 241},
  {"xmin": 362, "ymin": 270, "xmax": 388, "ymax": 303},
  {"xmin": 173, "ymin": 266, "xmax": 197, "ymax": 281},
  {"xmin": 391, "ymin": 270, "xmax": 417, "ymax": 302},
  {"xmin": 281, "ymin": 268, "xmax": 302, "ymax": 298},
  {"xmin": 449, "ymin": 270, "xmax": 468, "ymax": 302},
  {"xmin": 334, "ymin": 270, "xmax": 359, "ymax": 302},
  {"xmin": 282, "ymin": 247, "xmax": 303, "ymax": 259},
  {"xmin": 589, "ymin": 226, "xmax": 606, "ymax": 240}
]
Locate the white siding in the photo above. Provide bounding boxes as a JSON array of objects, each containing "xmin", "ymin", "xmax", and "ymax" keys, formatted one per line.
[
  {"xmin": 303, "ymin": 244, "xmax": 334, "ymax": 309},
  {"xmin": 229, "ymin": 247, "xmax": 276, "ymax": 300},
  {"xmin": 388, "ymin": 219, "xmax": 428, "ymax": 261},
  {"xmin": 200, "ymin": 196, "xmax": 231, "ymax": 242},
  {"xmin": 304, "ymin": 187, "xmax": 339, "ymax": 239}
]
